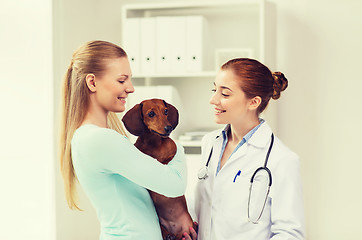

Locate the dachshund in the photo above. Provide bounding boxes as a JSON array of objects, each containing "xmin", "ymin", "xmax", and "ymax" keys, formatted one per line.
[{"xmin": 122, "ymin": 98, "xmax": 197, "ymax": 240}]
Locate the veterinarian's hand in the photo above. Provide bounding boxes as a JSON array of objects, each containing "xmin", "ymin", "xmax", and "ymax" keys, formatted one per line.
[{"xmin": 182, "ymin": 222, "xmax": 198, "ymax": 240}]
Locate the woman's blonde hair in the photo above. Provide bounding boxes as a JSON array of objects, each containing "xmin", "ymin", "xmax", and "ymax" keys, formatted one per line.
[{"xmin": 59, "ymin": 40, "xmax": 128, "ymax": 210}]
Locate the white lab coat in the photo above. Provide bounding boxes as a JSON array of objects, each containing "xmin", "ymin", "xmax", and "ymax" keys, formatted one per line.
[{"xmin": 195, "ymin": 122, "xmax": 305, "ymax": 240}]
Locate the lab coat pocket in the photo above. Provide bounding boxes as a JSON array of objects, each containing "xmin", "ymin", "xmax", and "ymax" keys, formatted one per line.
[
  {"xmin": 219, "ymin": 173, "xmax": 251, "ymax": 221},
  {"xmin": 219, "ymin": 169, "xmax": 272, "ymax": 223}
]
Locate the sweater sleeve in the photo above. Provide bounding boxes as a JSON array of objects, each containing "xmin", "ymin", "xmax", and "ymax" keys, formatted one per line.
[{"xmin": 73, "ymin": 127, "xmax": 187, "ymax": 198}]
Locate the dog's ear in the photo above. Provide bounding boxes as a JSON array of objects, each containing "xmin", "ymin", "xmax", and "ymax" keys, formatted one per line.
[
  {"xmin": 122, "ymin": 104, "xmax": 146, "ymax": 136},
  {"xmin": 165, "ymin": 102, "xmax": 179, "ymax": 129}
]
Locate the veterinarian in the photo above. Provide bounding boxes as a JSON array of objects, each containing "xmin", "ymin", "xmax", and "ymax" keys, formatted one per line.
[
  {"xmin": 185, "ymin": 58, "xmax": 305, "ymax": 240},
  {"xmin": 59, "ymin": 40, "xmax": 195, "ymax": 240}
]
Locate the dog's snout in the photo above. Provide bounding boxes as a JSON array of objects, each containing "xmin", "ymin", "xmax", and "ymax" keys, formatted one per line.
[{"xmin": 164, "ymin": 125, "xmax": 173, "ymax": 134}]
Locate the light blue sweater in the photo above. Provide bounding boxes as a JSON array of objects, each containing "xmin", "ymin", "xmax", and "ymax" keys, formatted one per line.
[{"xmin": 71, "ymin": 124, "xmax": 187, "ymax": 240}]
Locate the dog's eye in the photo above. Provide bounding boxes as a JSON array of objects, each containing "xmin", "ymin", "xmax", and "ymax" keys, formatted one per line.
[
  {"xmin": 148, "ymin": 111, "xmax": 155, "ymax": 117},
  {"xmin": 164, "ymin": 109, "xmax": 168, "ymax": 115}
]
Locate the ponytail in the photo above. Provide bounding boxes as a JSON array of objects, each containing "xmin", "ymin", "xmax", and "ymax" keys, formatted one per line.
[
  {"xmin": 271, "ymin": 72, "xmax": 288, "ymax": 100},
  {"xmin": 59, "ymin": 62, "xmax": 82, "ymax": 210}
]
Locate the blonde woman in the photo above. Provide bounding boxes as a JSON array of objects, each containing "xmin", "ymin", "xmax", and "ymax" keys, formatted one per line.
[{"xmin": 59, "ymin": 40, "xmax": 190, "ymax": 240}]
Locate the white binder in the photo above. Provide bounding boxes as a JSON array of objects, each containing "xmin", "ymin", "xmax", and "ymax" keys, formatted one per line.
[
  {"xmin": 186, "ymin": 16, "xmax": 205, "ymax": 73},
  {"xmin": 156, "ymin": 17, "xmax": 172, "ymax": 73},
  {"xmin": 140, "ymin": 17, "xmax": 156, "ymax": 74},
  {"xmin": 169, "ymin": 17, "xmax": 187, "ymax": 73},
  {"xmin": 123, "ymin": 18, "xmax": 141, "ymax": 75}
]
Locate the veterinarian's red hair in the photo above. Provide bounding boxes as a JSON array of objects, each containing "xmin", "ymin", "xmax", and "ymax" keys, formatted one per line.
[
  {"xmin": 221, "ymin": 58, "xmax": 288, "ymax": 114},
  {"xmin": 59, "ymin": 40, "xmax": 128, "ymax": 210}
]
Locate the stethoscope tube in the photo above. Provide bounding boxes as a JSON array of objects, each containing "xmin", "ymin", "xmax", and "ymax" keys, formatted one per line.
[
  {"xmin": 197, "ymin": 136, "xmax": 218, "ymax": 180},
  {"xmin": 247, "ymin": 134, "xmax": 274, "ymax": 223},
  {"xmin": 250, "ymin": 133, "xmax": 274, "ymax": 187}
]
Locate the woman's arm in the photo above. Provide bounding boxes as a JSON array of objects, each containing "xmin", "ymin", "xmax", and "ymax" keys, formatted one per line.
[{"xmin": 75, "ymin": 127, "xmax": 187, "ymax": 197}]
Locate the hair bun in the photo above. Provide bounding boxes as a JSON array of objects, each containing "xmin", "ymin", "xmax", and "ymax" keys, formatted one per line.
[{"xmin": 272, "ymin": 72, "xmax": 288, "ymax": 99}]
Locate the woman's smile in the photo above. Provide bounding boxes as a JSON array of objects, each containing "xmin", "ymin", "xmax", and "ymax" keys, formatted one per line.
[
  {"xmin": 118, "ymin": 96, "xmax": 127, "ymax": 104},
  {"xmin": 214, "ymin": 108, "xmax": 226, "ymax": 115}
]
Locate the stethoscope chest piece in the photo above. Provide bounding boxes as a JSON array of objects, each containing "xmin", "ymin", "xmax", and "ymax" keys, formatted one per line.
[{"xmin": 198, "ymin": 166, "xmax": 209, "ymax": 180}]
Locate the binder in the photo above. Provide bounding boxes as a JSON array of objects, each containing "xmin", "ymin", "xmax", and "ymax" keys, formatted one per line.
[
  {"xmin": 123, "ymin": 18, "xmax": 141, "ymax": 75},
  {"xmin": 186, "ymin": 16, "xmax": 205, "ymax": 73},
  {"xmin": 169, "ymin": 17, "xmax": 187, "ymax": 73},
  {"xmin": 156, "ymin": 17, "xmax": 172, "ymax": 73},
  {"xmin": 140, "ymin": 17, "xmax": 157, "ymax": 74}
]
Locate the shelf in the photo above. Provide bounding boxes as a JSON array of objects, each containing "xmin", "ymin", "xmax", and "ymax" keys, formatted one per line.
[
  {"xmin": 132, "ymin": 71, "xmax": 217, "ymax": 79},
  {"xmin": 123, "ymin": 0, "xmax": 263, "ymax": 12},
  {"xmin": 178, "ymin": 140, "xmax": 202, "ymax": 147},
  {"xmin": 122, "ymin": 0, "xmax": 273, "ymax": 75},
  {"xmin": 121, "ymin": 0, "xmax": 278, "ymax": 134}
]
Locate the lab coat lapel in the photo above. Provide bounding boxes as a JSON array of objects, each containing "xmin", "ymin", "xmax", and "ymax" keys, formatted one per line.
[
  {"xmin": 227, "ymin": 143, "xmax": 249, "ymax": 165},
  {"xmin": 223, "ymin": 122, "xmax": 273, "ymax": 167},
  {"xmin": 248, "ymin": 122, "xmax": 273, "ymax": 148}
]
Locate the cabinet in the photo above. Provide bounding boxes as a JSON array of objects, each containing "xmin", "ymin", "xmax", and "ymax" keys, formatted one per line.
[{"xmin": 121, "ymin": 0, "xmax": 277, "ymax": 146}]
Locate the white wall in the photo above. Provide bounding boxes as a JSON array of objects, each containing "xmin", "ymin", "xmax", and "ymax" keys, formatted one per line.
[
  {"xmin": 53, "ymin": 0, "xmax": 362, "ymax": 240},
  {"xmin": 275, "ymin": 1, "xmax": 362, "ymax": 239},
  {"xmin": 53, "ymin": 1, "xmax": 103, "ymax": 239},
  {"xmin": 0, "ymin": 0, "xmax": 55, "ymax": 240}
]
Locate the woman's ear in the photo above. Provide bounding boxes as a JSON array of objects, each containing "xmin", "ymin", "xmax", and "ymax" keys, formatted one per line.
[
  {"xmin": 249, "ymin": 96, "xmax": 262, "ymax": 110},
  {"xmin": 85, "ymin": 74, "xmax": 96, "ymax": 92}
]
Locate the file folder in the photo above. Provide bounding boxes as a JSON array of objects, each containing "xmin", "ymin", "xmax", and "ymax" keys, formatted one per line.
[
  {"xmin": 140, "ymin": 17, "xmax": 157, "ymax": 74},
  {"xmin": 169, "ymin": 17, "xmax": 187, "ymax": 73},
  {"xmin": 156, "ymin": 17, "xmax": 172, "ymax": 73},
  {"xmin": 123, "ymin": 18, "xmax": 141, "ymax": 75},
  {"xmin": 186, "ymin": 16, "xmax": 204, "ymax": 73}
]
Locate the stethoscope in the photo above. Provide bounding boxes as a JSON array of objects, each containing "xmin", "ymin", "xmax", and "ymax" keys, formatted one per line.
[{"xmin": 198, "ymin": 133, "xmax": 275, "ymax": 223}]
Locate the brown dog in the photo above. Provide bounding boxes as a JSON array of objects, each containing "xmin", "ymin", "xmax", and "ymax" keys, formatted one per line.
[{"xmin": 122, "ymin": 98, "xmax": 196, "ymax": 240}]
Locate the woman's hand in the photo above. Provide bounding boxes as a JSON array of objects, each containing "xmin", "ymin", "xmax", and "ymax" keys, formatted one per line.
[{"xmin": 182, "ymin": 222, "xmax": 198, "ymax": 240}]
